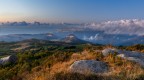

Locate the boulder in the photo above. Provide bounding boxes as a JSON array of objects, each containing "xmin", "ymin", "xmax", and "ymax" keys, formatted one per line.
[
  {"xmin": 102, "ymin": 48, "xmax": 122, "ymax": 56},
  {"xmin": 69, "ymin": 60, "xmax": 108, "ymax": 74},
  {"xmin": 102, "ymin": 48, "xmax": 144, "ymax": 67},
  {"xmin": 0, "ymin": 55, "xmax": 17, "ymax": 65}
]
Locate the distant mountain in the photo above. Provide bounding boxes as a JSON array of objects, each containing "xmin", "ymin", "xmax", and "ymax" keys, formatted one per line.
[
  {"xmin": 0, "ymin": 21, "xmax": 80, "ymax": 26},
  {"xmin": 75, "ymin": 30, "xmax": 142, "ymax": 46},
  {"xmin": 118, "ymin": 35, "xmax": 144, "ymax": 46},
  {"xmin": 1, "ymin": 21, "xmax": 30, "ymax": 26},
  {"xmin": 62, "ymin": 34, "xmax": 89, "ymax": 44},
  {"xmin": 0, "ymin": 32, "xmax": 144, "ymax": 46},
  {"xmin": 0, "ymin": 33, "xmax": 59, "ymax": 42}
]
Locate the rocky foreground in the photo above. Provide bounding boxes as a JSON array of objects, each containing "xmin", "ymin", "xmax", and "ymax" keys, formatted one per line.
[
  {"xmin": 0, "ymin": 42, "xmax": 144, "ymax": 80},
  {"xmin": 65, "ymin": 48, "xmax": 143, "ymax": 76},
  {"xmin": 102, "ymin": 48, "xmax": 144, "ymax": 67}
]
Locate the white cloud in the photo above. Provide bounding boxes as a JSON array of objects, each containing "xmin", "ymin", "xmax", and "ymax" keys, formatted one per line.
[
  {"xmin": 83, "ymin": 34, "xmax": 103, "ymax": 41},
  {"xmin": 85, "ymin": 19, "xmax": 144, "ymax": 36}
]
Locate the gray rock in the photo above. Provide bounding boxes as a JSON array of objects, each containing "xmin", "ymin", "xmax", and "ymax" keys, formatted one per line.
[
  {"xmin": 102, "ymin": 48, "xmax": 144, "ymax": 67},
  {"xmin": 0, "ymin": 55, "xmax": 17, "ymax": 65},
  {"xmin": 102, "ymin": 48, "xmax": 117, "ymax": 56},
  {"xmin": 69, "ymin": 60, "xmax": 108, "ymax": 74}
]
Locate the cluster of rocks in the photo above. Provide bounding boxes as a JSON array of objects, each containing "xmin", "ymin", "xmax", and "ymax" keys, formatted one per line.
[
  {"xmin": 102, "ymin": 48, "xmax": 144, "ymax": 67},
  {"xmin": 69, "ymin": 48, "xmax": 144, "ymax": 74}
]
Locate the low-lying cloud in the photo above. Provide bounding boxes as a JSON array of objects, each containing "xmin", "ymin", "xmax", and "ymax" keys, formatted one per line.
[
  {"xmin": 85, "ymin": 19, "xmax": 144, "ymax": 36},
  {"xmin": 83, "ymin": 34, "xmax": 103, "ymax": 41}
]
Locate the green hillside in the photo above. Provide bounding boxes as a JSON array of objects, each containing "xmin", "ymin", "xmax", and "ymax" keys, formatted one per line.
[{"xmin": 0, "ymin": 40, "xmax": 144, "ymax": 80}]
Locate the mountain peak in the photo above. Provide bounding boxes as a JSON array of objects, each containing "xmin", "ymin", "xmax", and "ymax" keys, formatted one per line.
[
  {"xmin": 46, "ymin": 33, "xmax": 54, "ymax": 37},
  {"xmin": 63, "ymin": 34, "xmax": 88, "ymax": 44},
  {"xmin": 66, "ymin": 34, "xmax": 77, "ymax": 39}
]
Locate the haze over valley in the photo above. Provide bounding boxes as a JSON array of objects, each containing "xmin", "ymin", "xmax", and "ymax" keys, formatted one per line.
[{"xmin": 1, "ymin": 19, "xmax": 144, "ymax": 46}]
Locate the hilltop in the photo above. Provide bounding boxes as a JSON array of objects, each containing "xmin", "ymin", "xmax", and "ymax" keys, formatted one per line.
[{"xmin": 0, "ymin": 38, "xmax": 144, "ymax": 80}]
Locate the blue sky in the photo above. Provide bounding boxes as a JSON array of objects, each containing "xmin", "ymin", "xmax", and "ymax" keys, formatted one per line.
[{"xmin": 0, "ymin": 0, "xmax": 144, "ymax": 23}]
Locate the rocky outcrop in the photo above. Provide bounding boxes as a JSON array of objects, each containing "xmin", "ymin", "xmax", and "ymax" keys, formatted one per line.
[
  {"xmin": 102, "ymin": 48, "xmax": 119, "ymax": 56},
  {"xmin": 62, "ymin": 34, "xmax": 88, "ymax": 44},
  {"xmin": 0, "ymin": 55, "xmax": 17, "ymax": 65},
  {"xmin": 69, "ymin": 60, "xmax": 108, "ymax": 74},
  {"xmin": 102, "ymin": 48, "xmax": 144, "ymax": 67}
]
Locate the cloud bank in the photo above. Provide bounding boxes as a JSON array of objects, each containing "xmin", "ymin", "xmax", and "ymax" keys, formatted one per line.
[{"xmin": 85, "ymin": 19, "xmax": 144, "ymax": 36}]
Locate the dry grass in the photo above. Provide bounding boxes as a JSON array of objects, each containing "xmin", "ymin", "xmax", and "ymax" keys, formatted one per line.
[
  {"xmin": 25, "ymin": 49, "xmax": 144, "ymax": 80},
  {"xmin": 104, "ymin": 54, "xmax": 144, "ymax": 79}
]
